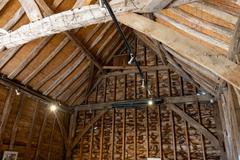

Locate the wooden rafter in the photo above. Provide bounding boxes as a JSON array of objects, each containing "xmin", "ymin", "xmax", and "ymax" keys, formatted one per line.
[
  {"xmin": 0, "ymin": 0, "xmax": 10, "ymax": 12},
  {"xmin": 35, "ymin": 0, "xmax": 105, "ymax": 73},
  {"xmin": 0, "ymin": 0, "xmax": 197, "ymax": 49},
  {"xmin": 18, "ymin": 0, "xmax": 43, "ymax": 21},
  {"xmin": 118, "ymin": 13, "xmax": 240, "ymax": 90},
  {"xmin": 43, "ymin": 54, "xmax": 87, "ymax": 96},
  {"xmin": 167, "ymin": 104, "xmax": 220, "ymax": 148},
  {"xmin": 54, "ymin": 111, "xmax": 68, "ymax": 149}
]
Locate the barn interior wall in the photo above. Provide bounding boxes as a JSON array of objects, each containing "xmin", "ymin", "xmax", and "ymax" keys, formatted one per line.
[
  {"xmin": 0, "ymin": 84, "xmax": 66, "ymax": 160},
  {"xmin": 72, "ymin": 41, "xmax": 222, "ymax": 160}
]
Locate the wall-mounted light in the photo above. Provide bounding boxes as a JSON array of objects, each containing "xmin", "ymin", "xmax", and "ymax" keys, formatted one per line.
[
  {"xmin": 50, "ymin": 104, "xmax": 57, "ymax": 112},
  {"xmin": 148, "ymin": 99, "xmax": 153, "ymax": 106},
  {"xmin": 128, "ymin": 55, "xmax": 135, "ymax": 65},
  {"xmin": 15, "ymin": 89, "xmax": 20, "ymax": 96}
]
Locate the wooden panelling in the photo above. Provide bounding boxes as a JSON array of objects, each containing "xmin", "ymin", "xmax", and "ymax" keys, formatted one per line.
[{"xmin": 0, "ymin": 84, "xmax": 66, "ymax": 160}]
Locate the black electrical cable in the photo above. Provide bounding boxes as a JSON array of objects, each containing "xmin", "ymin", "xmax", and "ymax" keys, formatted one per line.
[{"xmin": 101, "ymin": 0, "xmax": 145, "ymax": 80}]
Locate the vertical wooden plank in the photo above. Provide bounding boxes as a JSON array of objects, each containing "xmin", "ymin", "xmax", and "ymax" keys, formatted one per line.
[
  {"xmin": 26, "ymin": 101, "xmax": 39, "ymax": 158},
  {"xmin": 0, "ymin": 88, "xmax": 15, "ymax": 146},
  {"xmin": 158, "ymin": 105, "xmax": 163, "ymax": 159},
  {"xmin": 48, "ymin": 117, "xmax": 56, "ymax": 160},
  {"xmin": 145, "ymin": 107, "xmax": 149, "ymax": 157},
  {"xmin": 79, "ymin": 111, "xmax": 86, "ymax": 160},
  {"xmin": 133, "ymin": 107, "xmax": 137, "ymax": 160},
  {"xmin": 99, "ymin": 78, "xmax": 106, "ymax": 160},
  {"xmin": 122, "ymin": 75, "xmax": 126, "ymax": 160},
  {"xmin": 180, "ymin": 78, "xmax": 191, "ymax": 160},
  {"xmin": 111, "ymin": 109, "xmax": 115, "ymax": 160},
  {"xmin": 99, "ymin": 115, "xmax": 104, "ymax": 160},
  {"xmin": 35, "ymin": 110, "xmax": 49, "ymax": 160},
  {"xmin": 197, "ymin": 101, "xmax": 206, "ymax": 160},
  {"xmin": 168, "ymin": 69, "xmax": 176, "ymax": 159},
  {"xmin": 155, "ymin": 56, "xmax": 160, "ymax": 97},
  {"xmin": 134, "ymin": 36, "xmax": 138, "ymax": 160},
  {"xmin": 111, "ymin": 77, "xmax": 116, "ymax": 160},
  {"xmin": 89, "ymin": 111, "xmax": 95, "ymax": 160},
  {"xmin": 9, "ymin": 95, "xmax": 25, "ymax": 150},
  {"xmin": 171, "ymin": 110, "xmax": 177, "ymax": 160}
]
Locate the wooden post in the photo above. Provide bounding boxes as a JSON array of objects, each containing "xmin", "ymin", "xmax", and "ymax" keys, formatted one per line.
[
  {"xmin": 0, "ymin": 88, "xmax": 15, "ymax": 147},
  {"xmin": 9, "ymin": 95, "xmax": 25, "ymax": 150}
]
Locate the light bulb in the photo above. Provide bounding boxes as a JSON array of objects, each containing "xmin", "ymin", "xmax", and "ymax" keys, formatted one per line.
[
  {"xmin": 148, "ymin": 99, "xmax": 153, "ymax": 106},
  {"xmin": 50, "ymin": 104, "xmax": 57, "ymax": 112}
]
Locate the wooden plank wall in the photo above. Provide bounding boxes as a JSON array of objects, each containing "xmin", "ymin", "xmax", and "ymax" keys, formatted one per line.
[
  {"xmin": 72, "ymin": 40, "xmax": 221, "ymax": 160},
  {"xmin": 0, "ymin": 84, "xmax": 66, "ymax": 160}
]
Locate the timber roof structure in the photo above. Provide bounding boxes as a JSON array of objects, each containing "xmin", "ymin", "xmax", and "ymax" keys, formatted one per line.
[{"xmin": 0, "ymin": 0, "xmax": 240, "ymax": 159}]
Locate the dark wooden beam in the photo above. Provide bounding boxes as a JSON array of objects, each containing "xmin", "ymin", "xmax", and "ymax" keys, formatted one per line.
[
  {"xmin": 71, "ymin": 109, "xmax": 108, "ymax": 149},
  {"xmin": 35, "ymin": 111, "xmax": 49, "ymax": 160},
  {"xmin": 54, "ymin": 111, "xmax": 68, "ymax": 149},
  {"xmin": 9, "ymin": 95, "xmax": 25, "ymax": 150},
  {"xmin": 73, "ymin": 95, "xmax": 213, "ymax": 111},
  {"xmin": 0, "ymin": 75, "xmax": 70, "ymax": 112},
  {"xmin": 0, "ymin": 88, "xmax": 15, "ymax": 146},
  {"xmin": 168, "ymin": 104, "xmax": 220, "ymax": 148}
]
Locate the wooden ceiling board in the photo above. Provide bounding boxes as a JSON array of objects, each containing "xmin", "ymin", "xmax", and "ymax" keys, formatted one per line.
[
  {"xmin": 0, "ymin": 0, "xmax": 20, "ymax": 28},
  {"xmin": 15, "ymin": 33, "xmax": 73, "ymax": 82},
  {"xmin": 37, "ymin": 53, "xmax": 86, "ymax": 93}
]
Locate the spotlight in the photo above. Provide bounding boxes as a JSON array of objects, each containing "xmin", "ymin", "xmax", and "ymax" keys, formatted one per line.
[
  {"xmin": 15, "ymin": 89, "xmax": 20, "ymax": 95},
  {"xmin": 148, "ymin": 99, "xmax": 153, "ymax": 106},
  {"xmin": 128, "ymin": 55, "xmax": 135, "ymax": 65},
  {"xmin": 210, "ymin": 99, "xmax": 214, "ymax": 104},
  {"xmin": 141, "ymin": 79, "xmax": 145, "ymax": 88},
  {"xmin": 201, "ymin": 92, "xmax": 206, "ymax": 95},
  {"xmin": 50, "ymin": 104, "xmax": 57, "ymax": 112}
]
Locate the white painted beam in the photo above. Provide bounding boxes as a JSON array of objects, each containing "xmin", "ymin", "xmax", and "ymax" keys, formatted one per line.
[{"xmin": 18, "ymin": 0, "xmax": 43, "ymax": 21}]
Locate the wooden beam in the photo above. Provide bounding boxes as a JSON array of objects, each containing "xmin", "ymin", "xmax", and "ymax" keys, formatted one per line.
[
  {"xmin": 35, "ymin": 111, "xmax": 49, "ymax": 160},
  {"xmin": 74, "ymin": 95, "xmax": 213, "ymax": 110},
  {"xmin": 43, "ymin": 54, "xmax": 86, "ymax": 96},
  {"xmin": 54, "ymin": 111, "xmax": 68, "ymax": 149},
  {"xmin": 167, "ymin": 104, "xmax": 220, "ymax": 148},
  {"xmin": 18, "ymin": 0, "xmax": 43, "ymax": 21},
  {"xmin": 0, "ymin": 76, "xmax": 70, "ymax": 112},
  {"xmin": 47, "ymin": 117, "xmax": 56, "ymax": 160},
  {"xmin": 0, "ymin": 0, "xmax": 187, "ymax": 49},
  {"xmin": 118, "ymin": 13, "xmax": 240, "ymax": 90},
  {"xmin": 36, "ymin": 0, "xmax": 105, "ymax": 73},
  {"xmin": 103, "ymin": 65, "xmax": 169, "ymax": 70},
  {"xmin": 8, "ymin": 36, "xmax": 52, "ymax": 79},
  {"xmin": 22, "ymin": 6, "xmax": 100, "ymax": 86},
  {"xmin": 0, "ymin": 88, "xmax": 15, "ymax": 146},
  {"xmin": 0, "ymin": 0, "xmax": 10, "ymax": 12},
  {"xmin": 71, "ymin": 109, "xmax": 108, "ymax": 149},
  {"xmin": 25, "ymin": 101, "xmax": 39, "ymax": 158},
  {"xmin": 9, "ymin": 95, "xmax": 25, "ymax": 150}
]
